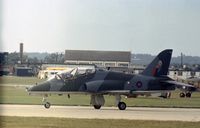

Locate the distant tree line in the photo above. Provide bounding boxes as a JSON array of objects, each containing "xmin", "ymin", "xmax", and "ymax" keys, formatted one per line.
[
  {"xmin": 5, "ymin": 52, "xmax": 64, "ymax": 65},
  {"xmin": 43, "ymin": 53, "xmax": 64, "ymax": 64}
]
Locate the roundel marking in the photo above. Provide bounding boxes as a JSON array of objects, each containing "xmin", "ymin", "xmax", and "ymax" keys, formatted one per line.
[{"xmin": 135, "ymin": 81, "xmax": 143, "ymax": 88}]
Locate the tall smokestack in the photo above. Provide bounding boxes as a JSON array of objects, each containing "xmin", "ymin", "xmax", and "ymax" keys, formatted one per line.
[
  {"xmin": 20, "ymin": 43, "xmax": 23, "ymax": 64},
  {"xmin": 181, "ymin": 52, "xmax": 183, "ymax": 69}
]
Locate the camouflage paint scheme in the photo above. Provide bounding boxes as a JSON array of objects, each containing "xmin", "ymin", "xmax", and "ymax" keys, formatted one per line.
[{"xmin": 27, "ymin": 49, "xmax": 199, "ymax": 110}]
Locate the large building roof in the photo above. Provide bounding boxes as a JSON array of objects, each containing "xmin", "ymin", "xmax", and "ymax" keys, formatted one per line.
[{"xmin": 65, "ymin": 50, "xmax": 131, "ymax": 62}]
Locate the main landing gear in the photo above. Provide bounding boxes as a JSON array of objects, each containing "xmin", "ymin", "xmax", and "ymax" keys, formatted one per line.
[
  {"xmin": 179, "ymin": 92, "xmax": 192, "ymax": 98},
  {"xmin": 115, "ymin": 95, "xmax": 127, "ymax": 110},
  {"xmin": 92, "ymin": 101, "xmax": 127, "ymax": 110},
  {"xmin": 93, "ymin": 105, "xmax": 101, "ymax": 109},
  {"xmin": 91, "ymin": 95, "xmax": 127, "ymax": 110},
  {"xmin": 118, "ymin": 102, "xmax": 126, "ymax": 110},
  {"xmin": 91, "ymin": 95, "xmax": 105, "ymax": 110}
]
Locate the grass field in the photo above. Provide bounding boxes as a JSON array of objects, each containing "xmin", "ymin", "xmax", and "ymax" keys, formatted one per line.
[
  {"xmin": 1, "ymin": 76, "xmax": 200, "ymax": 108},
  {"xmin": 1, "ymin": 116, "xmax": 200, "ymax": 128},
  {"xmin": 0, "ymin": 76, "xmax": 44, "ymax": 85}
]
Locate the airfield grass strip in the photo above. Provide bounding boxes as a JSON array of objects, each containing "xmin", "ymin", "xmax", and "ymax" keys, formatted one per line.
[
  {"xmin": 0, "ymin": 76, "xmax": 44, "ymax": 85},
  {"xmin": 0, "ymin": 116, "xmax": 200, "ymax": 128}
]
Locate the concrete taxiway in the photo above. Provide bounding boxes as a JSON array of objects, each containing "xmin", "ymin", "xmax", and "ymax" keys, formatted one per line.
[{"xmin": 0, "ymin": 104, "xmax": 200, "ymax": 122}]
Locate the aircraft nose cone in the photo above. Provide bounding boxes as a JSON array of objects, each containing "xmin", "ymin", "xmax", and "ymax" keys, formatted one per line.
[
  {"xmin": 28, "ymin": 82, "xmax": 51, "ymax": 91},
  {"xmin": 26, "ymin": 86, "xmax": 32, "ymax": 91}
]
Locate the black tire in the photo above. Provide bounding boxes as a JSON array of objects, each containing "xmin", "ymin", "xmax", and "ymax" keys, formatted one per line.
[
  {"xmin": 118, "ymin": 102, "xmax": 126, "ymax": 110},
  {"xmin": 44, "ymin": 102, "xmax": 51, "ymax": 109},
  {"xmin": 179, "ymin": 92, "xmax": 185, "ymax": 98},
  {"xmin": 93, "ymin": 105, "xmax": 101, "ymax": 109},
  {"xmin": 186, "ymin": 92, "xmax": 191, "ymax": 98}
]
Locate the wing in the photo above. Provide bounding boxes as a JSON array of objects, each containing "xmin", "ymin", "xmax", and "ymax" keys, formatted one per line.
[
  {"xmin": 99, "ymin": 90, "xmax": 171, "ymax": 96},
  {"xmin": 27, "ymin": 89, "xmax": 171, "ymax": 96},
  {"xmin": 27, "ymin": 91, "xmax": 94, "ymax": 96}
]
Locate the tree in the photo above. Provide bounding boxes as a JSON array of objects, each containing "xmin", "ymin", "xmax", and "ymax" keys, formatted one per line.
[
  {"xmin": 6, "ymin": 52, "xmax": 28, "ymax": 64},
  {"xmin": 44, "ymin": 53, "xmax": 64, "ymax": 63},
  {"xmin": 27, "ymin": 57, "xmax": 39, "ymax": 64},
  {"xmin": 7, "ymin": 52, "xmax": 20, "ymax": 64}
]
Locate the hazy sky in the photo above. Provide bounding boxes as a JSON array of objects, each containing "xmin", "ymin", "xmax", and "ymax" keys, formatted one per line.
[{"xmin": 1, "ymin": 0, "xmax": 200, "ymax": 56}]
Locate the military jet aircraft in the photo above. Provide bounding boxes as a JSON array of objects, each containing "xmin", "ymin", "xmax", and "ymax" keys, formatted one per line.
[{"xmin": 27, "ymin": 49, "xmax": 199, "ymax": 110}]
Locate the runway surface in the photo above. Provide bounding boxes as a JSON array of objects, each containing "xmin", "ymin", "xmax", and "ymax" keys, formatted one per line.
[{"xmin": 0, "ymin": 104, "xmax": 200, "ymax": 122}]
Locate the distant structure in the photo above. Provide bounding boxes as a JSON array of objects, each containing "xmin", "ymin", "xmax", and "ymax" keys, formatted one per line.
[
  {"xmin": 0, "ymin": 52, "xmax": 8, "ymax": 76},
  {"xmin": 181, "ymin": 52, "xmax": 183, "ymax": 69},
  {"xmin": 20, "ymin": 43, "xmax": 23, "ymax": 64},
  {"xmin": 14, "ymin": 67, "xmax": 33, "ymax": 76},
  {"xmin": 64, "ymin": 50, "xmax": 131, "ymax": 68},
  {"xmin": 0, "ymin": 52, "xmax": 8, "ymax": 65}
]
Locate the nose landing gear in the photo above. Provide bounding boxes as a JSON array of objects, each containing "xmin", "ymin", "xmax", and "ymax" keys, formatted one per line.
[
  {"xmin": 44, "ymin": 102, "xmax": 51, "ymax": 109},
  {"xmin": 42, "ymin": 95, "xmax": 51, "ymax": 109}
]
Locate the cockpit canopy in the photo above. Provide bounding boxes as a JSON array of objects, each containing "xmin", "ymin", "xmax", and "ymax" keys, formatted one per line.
[{"xmin": 54, "ymin": 68, "xmax": 95, "ymax": 80}]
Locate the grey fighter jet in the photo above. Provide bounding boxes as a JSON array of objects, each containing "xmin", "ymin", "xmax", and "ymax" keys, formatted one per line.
[{"xmin": 27, "ymin": 49, "xmax": 199, "ymax": 110}]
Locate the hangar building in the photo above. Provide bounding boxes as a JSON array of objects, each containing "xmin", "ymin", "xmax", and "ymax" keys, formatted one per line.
[{"xmin": 64, "ymin": 50, "xmax": 131, "ymax": 68}]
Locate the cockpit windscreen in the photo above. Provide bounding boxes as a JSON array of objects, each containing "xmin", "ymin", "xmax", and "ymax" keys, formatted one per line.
[{"xmin": 54, "ymin": 68, "xmax": 95, "ymax": 80}]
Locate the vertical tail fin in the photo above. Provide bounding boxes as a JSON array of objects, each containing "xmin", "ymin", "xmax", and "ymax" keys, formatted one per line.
[{"xmin": 141, "ymin": 49, "xmax": 173, "ymax": 77}]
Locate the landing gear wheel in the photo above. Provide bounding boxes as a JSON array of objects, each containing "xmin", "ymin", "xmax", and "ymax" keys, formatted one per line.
[
  {"xmin": 118, "ymin": 102, "xmax": 126, "ymax": 110},
  {"xmin": 44, "ymin": 102, "xmax": 51, "ymax": 109},
  {"xmin": 179, "ymin": 92, "xmax": 185, "ymax": 98},
  {"xmin": 186, "ymin": 92, "xmax": 191, "ymax": 98},
  {"xmin": 93, "ymin": 105, "xmax": 101, "ymax": 109}
]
